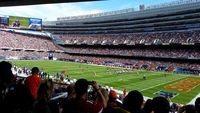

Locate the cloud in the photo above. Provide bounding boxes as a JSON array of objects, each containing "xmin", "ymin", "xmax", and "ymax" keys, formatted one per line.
[{"xmin": 0, "ymin": 3, "xmax": 104, "ymax": 21}]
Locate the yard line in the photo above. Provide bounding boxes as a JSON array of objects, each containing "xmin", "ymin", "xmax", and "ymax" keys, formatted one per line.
[{"xmin": 140, "ymin": 76, "xmax": 187, "ymax": 91}]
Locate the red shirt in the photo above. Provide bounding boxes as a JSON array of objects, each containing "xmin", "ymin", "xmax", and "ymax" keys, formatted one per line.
[
  {"xmin": 93, "ymin": 100, "xmax": 104, "ymax": 113},
  {"xmin": 62, "ymin": 98, "xmax": 93, "ymax": 113},
  {"xmin": 25, "ymin": 74, "xmax": 42, "ymax": 99}
]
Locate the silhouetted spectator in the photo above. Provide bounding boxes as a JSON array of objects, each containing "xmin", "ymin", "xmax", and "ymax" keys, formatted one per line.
[
  {"xmin": 4, "ymin": 83, "xmax": 34, "ymax": 113},
  {"xmin": 0, "ymin": 61, "xmax": 14, "ymax": 91},
  {"xmin": 0, "ymin": 61, "xmax": 15, "ymax": 111},
  {"xmin": 178, "ymin": 105, "xmax": 197, "ymax": 113},
  {"xmin": 62, "ymin": 78, "xmax": 107, "ymax": 113},
  {"xmin": 143, "ymin": 99, "xmax": 153, "ymax": 113},
  {"xmin": 66, "ymin": 83, "xmax": 76, "ymax": 100},
  {"xmin": 60, "ymin": 83, "xmax": 76, "ymax": 112},
  {"xmin": 151, "ymin": 96, "xmax": 170, "ymax": 113},
  {"xmin": 62, "ymin": 78, "xmax": 90, "ymax": 113},
  {"xmin": 33, "ymin": 79, "xmax": 59, "ymax": 113},
  {"xmin": 123, "ymin": 90, "xmax": 145, "ymax": 113},
  {"xmin": 195, "ymin": 97, "xmax": 200, "ymax": 113},
  {"xmin": 170, "ymin": 103, "xmax": 179, "ymax": 113}
]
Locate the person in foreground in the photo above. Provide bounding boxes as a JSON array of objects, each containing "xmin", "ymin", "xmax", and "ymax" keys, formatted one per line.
[{"xmin": 62, "ymin": 78, "xmax": 107, "ymax": 113}]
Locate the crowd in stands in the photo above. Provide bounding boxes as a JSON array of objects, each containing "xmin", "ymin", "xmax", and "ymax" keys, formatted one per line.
[
  {"xmin": 0, "ymin": 31, "xmax": 66, "ymax": 59},
  {"xmin": 0, "ymin": 51, "xmax": 199, "ymax": 74},
  {"xmin": 0, "ymin": 61, "xmax": 200, "ymax": 113},
  {"xmin": 0, "ymin": 31, "xmax": 59, "ymax": 50},
  {"xmin": 0, "ymin": 50, "xmax": 47, "ymax": 58},
  {"xmin": 58, "ymin": 30, "xmax": 200, "ymax": 45},
  {"xmin": 0, "ymin": 50, "xmax": 68, "ymax": 60},
  {"xmin": 63, "ymin": 47, "xmax": 200, "ymax": 59},
  {"xmin": 58, "ymin": 55, "xmax": 200, "ymax": 71},
  {"xmin": 0, "ymin": 30, "xmax": 199, "ymax": 74},
  {"xmin": 1, "ymin": 47, "xmax": 199, "ymax": 61}
]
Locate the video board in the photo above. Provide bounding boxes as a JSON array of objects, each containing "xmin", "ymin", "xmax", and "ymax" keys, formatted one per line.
[
  {"xmin": 9, "ymin": 16, "xmax": 42, "ymax": 30},
  {"xmin": 9, "ymin": 16, "xmax": 29, "ymax": 28}
]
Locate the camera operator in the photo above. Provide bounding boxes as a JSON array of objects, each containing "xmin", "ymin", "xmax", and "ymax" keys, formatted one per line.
[{"xmin": 62, "ymin": 78, "xmax": 107, "ymax": 113}]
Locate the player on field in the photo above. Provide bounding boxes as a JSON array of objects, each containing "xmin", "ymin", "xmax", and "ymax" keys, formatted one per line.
[
  {"xmin": 143, "ymin": 74, "xmax": 146, "ymax": 80},
  {"xmin": 164, "ymin": 73, "xmax": 167, "ymax": 77}
]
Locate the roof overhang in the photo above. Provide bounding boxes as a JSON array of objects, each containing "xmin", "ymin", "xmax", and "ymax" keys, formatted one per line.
[{"xmin": 0, "ymin": 0, "xmax": 102, "ymax": 7}]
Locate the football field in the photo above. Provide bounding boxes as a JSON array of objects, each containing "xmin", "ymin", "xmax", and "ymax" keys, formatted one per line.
[{"xmin": 7, "ymin": 60, "xmax": 200, "ymax": 104}]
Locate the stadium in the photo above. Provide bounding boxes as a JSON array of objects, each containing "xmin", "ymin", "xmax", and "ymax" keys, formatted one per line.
[{"xmin": 0, "ymin": 0, "xmax": 200, "ymax": 113}]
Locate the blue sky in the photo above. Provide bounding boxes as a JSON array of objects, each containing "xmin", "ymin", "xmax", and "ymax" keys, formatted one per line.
[{"xmin": 0, "ymin": 0, "xmax": 177, "ymax": 21}]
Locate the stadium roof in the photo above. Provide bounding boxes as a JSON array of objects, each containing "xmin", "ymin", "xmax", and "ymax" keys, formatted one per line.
[{"xmin": 0, "ymin": 0, "xmax": 101, "ymax": 7}]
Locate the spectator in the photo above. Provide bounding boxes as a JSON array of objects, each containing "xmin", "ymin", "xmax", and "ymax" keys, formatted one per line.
[
  {"xmin": 66, "ymin": 83, "xmax": 76, "ymax": 100},
  {"xmin": 178, "ymin": 105, "xmax": 197, "ymax": 113},
  {"xmin": 123, "ymin": 90, "xmax": 145, "ymax": 113},
  {"xmin": 33, "ymin": 79, "xmax": 59, "ymax": 113},
  {"xmin": 62, "ymin": 78, "xmax": 107, "ymax": 113},
  {"xmin": 92, "ymin": 88, "xmax": 109, "ymax": 113},
  {"xmin": 109, "ymin": 90, "xmax": 122, "ymax": 107},
  {"xmin": 60, "ymin": 83, "xmax": 76, "ymax": 112},
  {"xmin": 151, "ymin": 96, "xmax": 170, "ymax": 113},
  {"xmin": 195, "ymin": 97, "xmax": 200, "ymax": 113},
  {"xmin": 25, "ymin": 67, "xmax": 42, "ymax": 100},
  {"xmin": 143, "ymin": 99, "xmax": 153, "ymax": 113},
  {"xmin": 0, "ymin": 61, "xmax": 14, "ymax": 91},
  {"xmin": 103, "ymin": 90, "xmax": 123, "ymax": 113},
  {"xmin": 0, "ymin": 61, "xmax": 15, "ymax": 110},
  {"xmin": 4, "ymin": 82, "xmax": 33, "ymax": 113},
  {"xmin": 170, "ymin": 103, "xmax": 179, "ymax": 113}
]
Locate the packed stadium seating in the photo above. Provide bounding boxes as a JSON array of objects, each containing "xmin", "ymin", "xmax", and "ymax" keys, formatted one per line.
[
  {"xmin": 42, "ymin": 0, "xmax": 200, "ymax": 75},
  {"xmin": 0, "ymin": 30, "xmax": 199, "ymax": 74},
  {"xmin": 62, "ymin": 47, "xmax": 199, "ymax": 59},
  {"xmin": 1, "ymin": 0, "xmax": 200, "ymax": 112},
  {"xmin": 0, "ymin": 0, "xmax": 200, "ymax": 74},
  {"xmin": 0, "ymin": 31, "xmax": 58, "ymax": 50},
  {"xmin": 57, "ymin": 30, "xmax": 200, "ymax": 45},
  {"xmin": 1, "ymin": 0, "xmax": 200, "ymax": 113},
  {"xmin": 0, "ymin": 31, "xmax": 69, "ymax": 59}
]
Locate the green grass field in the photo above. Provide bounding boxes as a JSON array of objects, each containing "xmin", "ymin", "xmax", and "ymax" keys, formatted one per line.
[{"xmin": 7, "ymin": 60, "xmax": 200, "ymax": 104}]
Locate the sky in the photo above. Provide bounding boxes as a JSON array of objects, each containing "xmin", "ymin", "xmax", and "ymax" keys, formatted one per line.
[{"xmin": 0, "ymin": 0, "xmax": 180, "ymax": 21}]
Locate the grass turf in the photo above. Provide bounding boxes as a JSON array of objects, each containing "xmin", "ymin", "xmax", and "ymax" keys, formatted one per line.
[{"xmin": 7, "ymin": 60, "xmax": 200, "ymax": 104}]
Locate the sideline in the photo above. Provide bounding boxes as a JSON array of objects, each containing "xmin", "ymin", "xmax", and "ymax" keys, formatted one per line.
[{"xmin": 187, "ymin": 93, "xmax": 200, "ymax": 105}]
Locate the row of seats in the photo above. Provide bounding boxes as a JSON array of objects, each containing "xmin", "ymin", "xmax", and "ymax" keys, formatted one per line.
[
  {"xmin": 58, "ymin": 30, "xmax": 200, "ymax": 45},
  {"xmin": 63, "ymin": 47, "xmax": 200, "ymax": 59}
]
